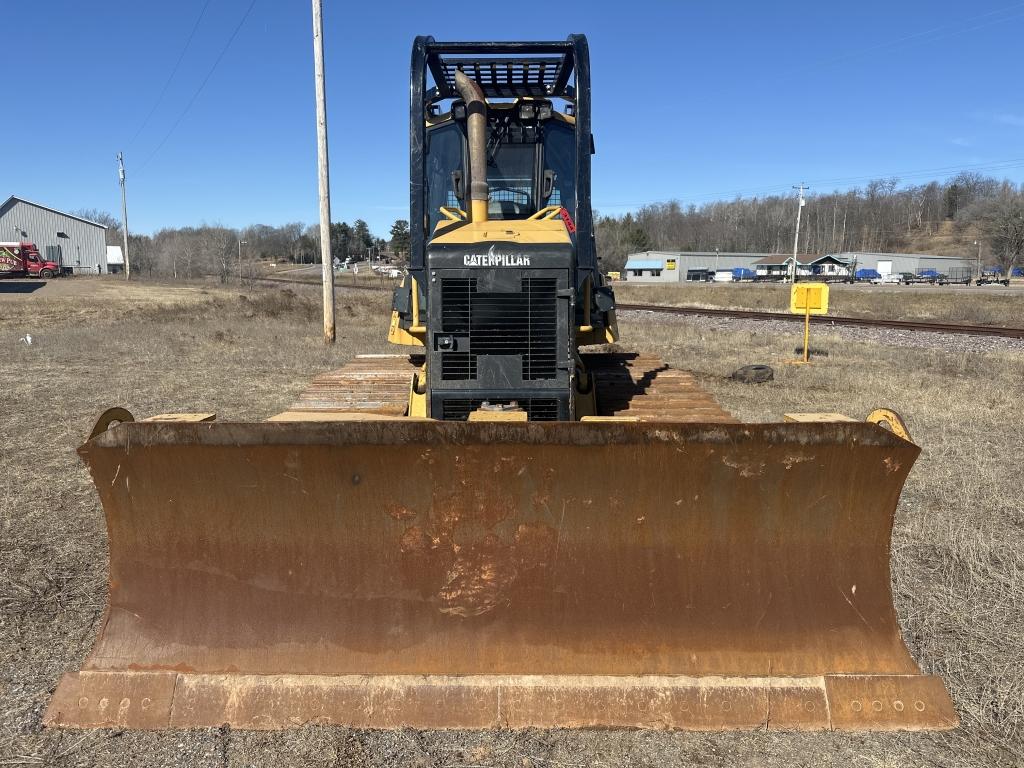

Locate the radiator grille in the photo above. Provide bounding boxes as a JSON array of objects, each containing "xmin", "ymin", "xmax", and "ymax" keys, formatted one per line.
[
  {"xmin": 440, "ymin": 277, "xmax": 558, "ymax": 381},
  {"xmin": 440, "ymin": 398, "xmax": 560, "ymax": 422}
]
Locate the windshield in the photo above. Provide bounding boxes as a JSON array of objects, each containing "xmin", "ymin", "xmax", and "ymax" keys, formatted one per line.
[
  {"xmin": 488, "ymin": 143, "xmax": 535, "ymax": 218},
  {"xmin": 424, "ymin": 111, "xmax": 577, "ymax": 227}
]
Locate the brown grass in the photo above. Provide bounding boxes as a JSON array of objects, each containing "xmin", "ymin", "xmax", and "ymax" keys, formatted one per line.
[
  {"xmin": 2, "ymin": 281, "xmax": 1022, "ymax": 766},
  {"xmin": 627, "ymin": 318, "xmax": 1024, "ymax": 747},
  {"xmin": 615, "ymin": 282, "xmax": 1024, "ymax": 326}
]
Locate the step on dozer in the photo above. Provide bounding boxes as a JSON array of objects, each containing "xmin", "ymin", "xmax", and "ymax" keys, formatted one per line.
[{"xmin": 45, "ymin": 35, "xmax": 956, "ymax": 732}]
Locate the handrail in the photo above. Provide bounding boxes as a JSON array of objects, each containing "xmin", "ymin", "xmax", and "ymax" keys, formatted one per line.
[
  {"xmin": 439, "ymin": 206, "xmax": 467, "ymax": 221},
  {"xmin": 527, "ymin": 205, "xmax": 564, "ymax": 221}
]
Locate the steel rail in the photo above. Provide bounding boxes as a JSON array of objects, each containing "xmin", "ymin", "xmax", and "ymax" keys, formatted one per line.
[
  {"xmin": 253, "ymin": 275, "xmax": 386, "ymax": 291},
  {"xmin": 617, "ymin": 303, "xmax": 1024, "ymax": 339}
]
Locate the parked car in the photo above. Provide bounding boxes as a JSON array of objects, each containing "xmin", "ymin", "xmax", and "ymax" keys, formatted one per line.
[{"xmin": 870, "ymin": 273, "xmax": 902, "ymax": 285}]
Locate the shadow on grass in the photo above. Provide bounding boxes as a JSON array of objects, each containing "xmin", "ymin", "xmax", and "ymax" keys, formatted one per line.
[{"xmin": 0, "ymin": 279, "xmax": 47, "ymax": 294}]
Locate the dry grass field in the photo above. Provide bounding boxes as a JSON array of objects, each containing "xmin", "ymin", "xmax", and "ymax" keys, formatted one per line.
[
  {"xmin": 2, "ymin": 278, "xmax": 1023, "ymax": 767},
  {"xmin": 614, "ymin": 281, "xmax": 1024, "ymax": 326}
]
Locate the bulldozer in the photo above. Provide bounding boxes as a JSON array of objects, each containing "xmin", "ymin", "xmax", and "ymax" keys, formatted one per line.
[{"xmin": 46, "ymin": 36, "xmax": 956, "ymax": 731}]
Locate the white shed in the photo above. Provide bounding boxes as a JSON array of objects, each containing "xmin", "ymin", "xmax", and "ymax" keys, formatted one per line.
[{"xmin": 106, "ymin": 245, "xmax": 124, "ymax": 273}]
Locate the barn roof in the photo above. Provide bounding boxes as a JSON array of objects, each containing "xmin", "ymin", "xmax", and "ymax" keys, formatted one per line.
[{"xmin": 0, "ymin": 196, "xmax": 108, "ymax": 229}]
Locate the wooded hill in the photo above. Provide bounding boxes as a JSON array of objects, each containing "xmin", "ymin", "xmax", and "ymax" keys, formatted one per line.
[{"xmin": 595, "ymin": 172, "xmax": 1024, "ymax": 275}]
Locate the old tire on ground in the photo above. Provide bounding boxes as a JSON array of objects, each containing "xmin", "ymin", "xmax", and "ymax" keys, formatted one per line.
[{"xmin": 730, "ymin": 364, "xmax": 774, "ymax": 384}]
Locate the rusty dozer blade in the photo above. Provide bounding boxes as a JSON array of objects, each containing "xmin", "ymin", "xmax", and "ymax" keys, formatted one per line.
[{"xmin": 46, "ymin": 420, "xmax": 956, "ymax": 731}]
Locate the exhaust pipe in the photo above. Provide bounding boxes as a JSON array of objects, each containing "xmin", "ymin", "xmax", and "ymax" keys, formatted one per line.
[{"xmin": 454, "ymin": 70, "xmax": 488, "ymax": 222}]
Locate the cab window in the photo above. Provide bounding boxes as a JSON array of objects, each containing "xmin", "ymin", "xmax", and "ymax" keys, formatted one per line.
[
  {"xmin": 488, "ymin": 143, "xmax": 535, "ymax": 218},
  {"xmin": 425, "ymin": 121, "xmax": 465, "ymax": 234},
  {"xmin": 542, "ymin": 120, "xmax": 575, "ymax": 214}
]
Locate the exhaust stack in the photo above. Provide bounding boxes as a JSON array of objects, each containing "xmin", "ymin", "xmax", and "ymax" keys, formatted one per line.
[{"xmin": 454, "ymin": 70, "xmax": 488, "ymax": 222}]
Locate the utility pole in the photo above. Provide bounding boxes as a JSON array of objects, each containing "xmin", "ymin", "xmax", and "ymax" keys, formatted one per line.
[
  {"xmin": 238, "ymin": 239, "xmax": 247, "ymax": 284},
  {"xmin": 974, "ymin": 240, "xmax": 981, "ymax": 280},
  {"xmin": 311, "ymin": 0, "xmax": 334, "ymax": 344},
  {"xmin": 791, "ymin": 183, "xmax": 808, "ymax": 283},
  {"xmin": 117, "ymin": 152, "xmax": 131, "ymax": 279}
]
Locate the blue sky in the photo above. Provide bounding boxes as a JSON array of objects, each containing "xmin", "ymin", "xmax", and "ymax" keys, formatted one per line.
[{"xmin": 4, "ymin": 0, "xmax": 1024, "ymax": 237}]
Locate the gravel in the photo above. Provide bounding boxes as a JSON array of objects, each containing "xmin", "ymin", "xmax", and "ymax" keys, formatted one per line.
[{"xmin": 619, "ymin": 310, "xmax": 1024, "ymax": 355}]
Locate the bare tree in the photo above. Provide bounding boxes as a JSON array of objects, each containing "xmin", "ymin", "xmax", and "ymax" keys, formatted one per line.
[
  {"xmin": 196, "ymin": 226, "xmax": 237, "ymax": 283},
  {"xmin": 72, "ymin": 209, "xmax": 123, "ymax": 246},
  {"xmin": 966, "ymin": 195, "xmax": 1024, "ymax": 277}
]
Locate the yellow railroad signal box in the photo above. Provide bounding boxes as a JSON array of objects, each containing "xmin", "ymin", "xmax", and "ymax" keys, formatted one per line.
[
  {"xmin": 788, "ymin": 282, "xmax": 829, "ymax": 365},
  {"xmin": 790, "ymin": 283, "xmax": 829, "ymax": 315}
]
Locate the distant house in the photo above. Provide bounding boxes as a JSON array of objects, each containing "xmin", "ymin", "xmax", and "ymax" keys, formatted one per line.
[
  {"xmin": 106, "ymin": 245, "xmax": 124, "ymax": 274},
  {"xmin": 753, "ymin": 254, "xmax": 850, "ymax": 279},
  {"xmin": 752, "ymin": 254, "xmax": 798, "ymax": 280},
  {"xmin": 0, "ymin": 196, "xmax": 108, "ymax": 274}
]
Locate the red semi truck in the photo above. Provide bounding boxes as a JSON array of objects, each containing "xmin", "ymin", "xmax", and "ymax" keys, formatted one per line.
[{"xmin": 0, "ymin": 242, "xmax": 61, "ymax": 278}]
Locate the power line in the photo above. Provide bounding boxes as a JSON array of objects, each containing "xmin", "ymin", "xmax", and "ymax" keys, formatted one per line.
[
  {"xmin": 128, "ymin": 0, "xmax": 214, "ymax": 147},
  {"xmin": 768, "ymin": 2, "xmax": 1024, "ymax": 85},
  {"xmin": 138, "ymin": 0, "xmax": 258, "ymax": 173}
]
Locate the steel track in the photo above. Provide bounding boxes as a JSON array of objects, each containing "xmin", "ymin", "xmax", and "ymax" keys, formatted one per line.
[
  {"xmin": 254, "ymin": 279, "xmax": 1024, "ymax": 339},
  {"xmin": 254, "ymin": 275, "xmax": 386, "ymax": 291},
  {"xmin": 617, "ymin": 303, "xmax": 1024, "ymax": 339}
]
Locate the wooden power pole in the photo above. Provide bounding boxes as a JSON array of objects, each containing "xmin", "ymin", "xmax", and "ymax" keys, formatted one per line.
[
  {"xmin": 117, "ymin": 152, "xmax": 131, "ymax": 279},
  {"xmin": 790, "ymin": 183, "xmax": 808, "ymax": 283},
  {"xmin": 311, "ymin": 0, "xmax": 335, "ymax": 343}
]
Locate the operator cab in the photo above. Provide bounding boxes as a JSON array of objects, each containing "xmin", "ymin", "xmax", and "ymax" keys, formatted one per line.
[
  {"xmin": 406, "ymin": 37, "xmax": 597, "ymax": 282},
  {"xmin": 424, "ymin": 98, "xmax": 577, "ymax": 232}
]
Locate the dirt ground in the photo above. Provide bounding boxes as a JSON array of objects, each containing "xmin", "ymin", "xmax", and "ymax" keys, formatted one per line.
[{"xmin": 2, "ymin": 278, "xmax": 1022, "ymax": 766}]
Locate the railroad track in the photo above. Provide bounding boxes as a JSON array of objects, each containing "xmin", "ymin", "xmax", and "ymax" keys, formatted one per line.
[
  {"xmin": 253, "ymin": 280, "xmax": 1024, "ymax": 339},
  {"xmin": 617, "ymin": 303, "xmax": 1024, "ymax": 339},
  {"xmin": 254, "ymin": 274, "xmax": 387, "ymax": 291}
]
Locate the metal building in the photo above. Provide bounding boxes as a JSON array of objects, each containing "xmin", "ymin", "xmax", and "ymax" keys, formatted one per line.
[
  {"xmin": 830, "ymin": 252, "xmax": 975, "ymax": 276},
  {"xmin": 623, "ymin": 249, "xmax": 978, "ymax": 283},
  {"xmin": 624, "ymin": 251, "xmax": 774, "ymax": 282},
  {"xmin": 0, "ymin": 196, "xmax": 108, "ymax": 274}
]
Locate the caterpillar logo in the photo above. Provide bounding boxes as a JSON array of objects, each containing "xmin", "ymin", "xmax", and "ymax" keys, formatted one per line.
[{"xmin": 463, "ymin": 253, "xmax": 531, "ymax": 267}]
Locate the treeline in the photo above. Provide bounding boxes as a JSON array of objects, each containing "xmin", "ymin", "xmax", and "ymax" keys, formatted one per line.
[
  {"xmin": 80, "ymin": 171, "xmax": 1024, "ymax": 281},
  {"xmin": 76, "ymin": 214, "xmax": 412, "ymax": 282},
  {"xmin": 594, "ymin": 172, "xmax": 1024, "ymax": 275}
]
